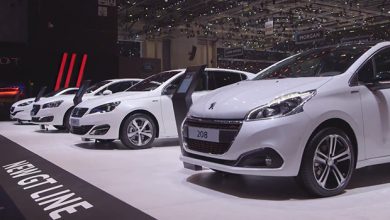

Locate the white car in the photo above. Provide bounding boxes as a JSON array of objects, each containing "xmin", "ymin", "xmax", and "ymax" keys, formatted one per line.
[
  {"xmin": 31, "ymin": 79, "xmax": 142, "ymax": 131},
  {"xmin": 10, "ymin": 88, "xmax": 79, "ymax": 123},
  {"xmin": 69, "ymin": 68, "xmax": 254, "ymax": 148},
  {"xmin": 181, "ymin": 42, "xmax": 390, "ymax": 197}
]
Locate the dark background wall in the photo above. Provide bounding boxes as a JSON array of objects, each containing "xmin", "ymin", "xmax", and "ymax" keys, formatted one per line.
[
  {"xmin": 0, "ymin": 0, "xmax": 119, "ymax": 120},
  {"xmin": 0, "ymin": 0, "xmax": 118, "ymax": 93}
]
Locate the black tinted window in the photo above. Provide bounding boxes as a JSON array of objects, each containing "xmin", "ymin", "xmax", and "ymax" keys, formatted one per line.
[
  {"xmin": 209, "ymin": 71, "xmax": 242, "ymax": 90},
  {"xmin": 106, "ymin": 81, "xmax": 135, "ymax": 93},
  {"xmin": 374, "ymin": 48, "xmax": 390, "ymax": 77},
  {"xmin": 254, "ymin": 45, "xmax": 371, "ymax": 80},
  {"xmin": 128, "ymin": 71, "xmax": 180, "ymax": 92},
  {"xmin": 357, "ymin": 60, "xmax": 374, "ymax": 83}
]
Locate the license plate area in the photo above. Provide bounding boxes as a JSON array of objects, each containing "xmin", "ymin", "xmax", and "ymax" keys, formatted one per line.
[{"xmin": 187, "ymin": 126, "xmax": 219, "ymax": 143}]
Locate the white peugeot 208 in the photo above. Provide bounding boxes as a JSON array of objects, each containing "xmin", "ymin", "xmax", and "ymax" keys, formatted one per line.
[
  {"xmin": 69, "ymin": 68, "xmax": 254, "ymax": 149},
  {"xmin": 181, "ymin": 42, "xmax": 390, "ymax": 197}
]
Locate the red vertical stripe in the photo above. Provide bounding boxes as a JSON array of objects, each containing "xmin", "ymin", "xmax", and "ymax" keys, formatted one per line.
[
  {"xmin": 64, "ymin": 53, "xmax": 77, "ymax": 88},
  {"xmin": 76, "ymin": 54, "xmax": 88, "ymax": 87},
  {"xmin": 55, "ymin": 53, "xmax": 68, "ymax": 91}
]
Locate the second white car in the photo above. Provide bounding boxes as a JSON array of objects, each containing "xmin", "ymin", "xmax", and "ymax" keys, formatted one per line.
[{"xmin": 69, "ymin": 68, "xmax": 254, "ymax": 148}]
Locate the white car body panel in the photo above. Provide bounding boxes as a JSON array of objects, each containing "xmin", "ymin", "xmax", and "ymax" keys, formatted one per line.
[
  {"xmin": 181, "ymin": 42, "xmax": 390, "ymax": 176},
  {"xmin": 70, "ymin": 68, "xmax": 254, "ymax": 140}
]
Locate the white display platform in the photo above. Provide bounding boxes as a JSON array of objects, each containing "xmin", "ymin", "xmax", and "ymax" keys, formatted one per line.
[{"xmin": 1, "ymin": 121, "xmax": 390, "ymax": 220}]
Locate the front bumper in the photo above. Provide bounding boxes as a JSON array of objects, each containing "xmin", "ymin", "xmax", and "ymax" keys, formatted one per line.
[
  {"xmin": 31, "ymin": 105, "xmax": 67, "ymax": 126},
  {"xmin": 69, "ymin": 111, "xmax": 121, "ymax": 139},
  {"xmin": 181, "ymin": 112, "xmax": 312, "ymax": 177},
  {"xmin": 10, "ymin": 106, "xmax": 33, "ymax": 121}
]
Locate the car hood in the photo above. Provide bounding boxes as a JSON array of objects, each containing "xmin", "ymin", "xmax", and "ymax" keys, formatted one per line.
[
  {"xmin": 12, "ymin": 98, "xmax": 36, "ymax": 107},
  {"xmin": 189, "ymin": 77, "xmax": 332, "ymax": 119},
  {"xmin": 34, "ymin": 94, "xmax": 78, "ymax": 105},
  {"xmin": 76, "ymin": 91, "xmax": 151, "ymax": 108}
]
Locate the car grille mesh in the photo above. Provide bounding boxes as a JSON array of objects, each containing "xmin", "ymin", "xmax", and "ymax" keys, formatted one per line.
[
  {"xmin": 183, "ymin": 117, "xmax": 242, "ymax": 155},
  {"xmin": 70, "ymin": 125, "xmax": 93, "ymax": 135},
  {"xmin": 31, "ymin": 105, "xmax": 40, "ymax": 116}
]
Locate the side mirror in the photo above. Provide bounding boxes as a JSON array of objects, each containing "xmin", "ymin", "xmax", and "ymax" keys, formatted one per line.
[
  {"xmin": 374, "ymin": 71, "xmax": 390, "ymax": 83},
  {"xmin": 367, "ymin": 71, "xmax": 390, "ymax": 91},
  {"xmin": 162, "ymin": 85, "xmax": 177, "ymax": 96},
  {"xmin": 102, "ymin": 90, "xmax": 113, "ymax": 96}
]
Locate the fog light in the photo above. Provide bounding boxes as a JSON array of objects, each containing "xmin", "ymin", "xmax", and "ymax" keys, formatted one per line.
[
  {"xmin": 89, "ymin": 125, "xmax": 110, "ymax": 135},
  {"xmin": 235, "ymin": 148, "xmax": 283, "ymax": 168}
]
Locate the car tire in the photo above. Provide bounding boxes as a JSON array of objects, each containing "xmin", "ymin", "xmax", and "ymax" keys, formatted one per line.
[
  {"xmin": 120, "ymin": 113, "xmax": 156, "ymax": 149},
  {"xmin": 63, "ymin": 108, "xmax": 73, "ymax": 132},
  {"xmin": 53, "ymin": 125, "xmax": 66, "ymax": 130},
  {"xmin": 298, "ymin": 127, "xmax": 355, "ymax": 197}
]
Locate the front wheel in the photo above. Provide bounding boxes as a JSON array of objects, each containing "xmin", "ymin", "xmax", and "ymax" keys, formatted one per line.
[
  {"xmin": 63, "ymin": 109, "xmax": 73, "ymax": 132},
  {"xmin": 119, "ymin": 113, "xmax": 156, "ymax": 149},
  {"xmin": 298, "ymin": 127, "xmax": 355, "ymax": 197}
]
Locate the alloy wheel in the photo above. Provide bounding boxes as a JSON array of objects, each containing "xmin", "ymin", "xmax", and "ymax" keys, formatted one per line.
[
  {"xmin": 127, "ymin": 117, "xmax": 153, "ymax": 146},
  {"xmin": 313, "ymin": 134, "xmax": 353, "ymax": 190}
]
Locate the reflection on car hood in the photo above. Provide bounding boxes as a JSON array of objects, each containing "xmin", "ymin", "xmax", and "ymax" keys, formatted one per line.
[
  {"xmin": 76, "ymin": 91, "xmax": 150, "ymax": 108},
  {"xmin": 189, "ymin": 77, "xmax": 332, "ymax": 119}
]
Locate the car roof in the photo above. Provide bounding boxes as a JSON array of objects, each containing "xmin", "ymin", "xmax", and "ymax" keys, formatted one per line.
[
  {"xmin": 105, "ymin": 78, "xmax": 143, "ymax": 82},
  {"xmin": 168, "ymin": 68, "xmax": 254, "ymax": 76}
]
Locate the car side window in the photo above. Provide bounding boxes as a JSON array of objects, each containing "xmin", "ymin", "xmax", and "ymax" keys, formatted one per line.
[
  {"xmin": 194, "ymin": 72, "xmax": 208, "ymax": 91},
  {"xmin": 357, "ymin": 60, "xmax": 374, "ymax": 83},
  {"xmin": 209, "ymin": 71, "xmax": 243, "ymax": 90},
  {"xmin": 373, "ymin": 48, "xmax": 390, "ymax": 79},
  {"xmin": 62, "ymin": 89, "xmax": 78, "ymax": 95},
  {"xmin": 96, "ymin": 82, "xmax": 133, "ymax": 95},
  {"xmin": 163, "ymin": 75, "xmax": 184, "ymax": 95}
]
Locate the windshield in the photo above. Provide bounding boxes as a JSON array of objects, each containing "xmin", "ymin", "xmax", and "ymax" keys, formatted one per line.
[
  {"xmin": 86, "ymin": 81, "xmax": 111, "ymax": 93},
  {"xmin": 253, "ymin": 45, "xmax": 372, "ymax": 80},
  {"xmin": 127, "ymin": 71, "xmax": 181, "ymax": 92}
]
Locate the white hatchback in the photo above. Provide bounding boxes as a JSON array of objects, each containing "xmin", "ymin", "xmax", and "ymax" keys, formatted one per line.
[
  {"xmin": 10, "ymin": 88, "xmax": 79, "ymax": 123},
  {"xmin": 69, "ymin": 68, "xmax": 254, "ymax": 148},
  {"xmin": 181, "ymin": 42, "xmax": 390, "ymax": 197},
  {"xmin": 31, "ymin": 79, "xmax": 141, "ymax": 131}
]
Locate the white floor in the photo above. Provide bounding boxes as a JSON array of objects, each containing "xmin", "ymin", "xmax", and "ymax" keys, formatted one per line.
[{"xmin": 1, "ymin": 121, "xmax": 390, "ymax": 220}]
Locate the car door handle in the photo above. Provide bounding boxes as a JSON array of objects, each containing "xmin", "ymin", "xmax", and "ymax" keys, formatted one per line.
[{"xmin": 350, "ymin": 90, "xmax": 359, "ymax": 94}]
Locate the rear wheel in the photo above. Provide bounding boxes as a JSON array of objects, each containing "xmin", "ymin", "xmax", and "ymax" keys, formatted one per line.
[
  {"xmin": 298, "ymin": 127, "xmax": 355, "ymax": 197},
  {"xmin": 120, "ymin": 113, "xmax": 156, "ymax": 149}
]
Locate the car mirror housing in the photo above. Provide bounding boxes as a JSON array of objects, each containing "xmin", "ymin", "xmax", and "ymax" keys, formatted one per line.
[
  {"xmin": 365, "ymin": 71, "xmax": 390, "ymax": 91},
  {"xmin": 102, "ymin": 90, "xmax": 113, "ymax": 96}
]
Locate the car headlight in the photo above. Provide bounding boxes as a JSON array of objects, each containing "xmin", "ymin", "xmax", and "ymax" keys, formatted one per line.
[
  {"xmin": 18, "ymin": 101, "xmax": 33, "ymax": 107},
  {"xmin": 89, "ymin": 101, "xmax": 120, "ymax": 114},
  {"xmin": 42, "ymin": 100, "xmax": 63, "ymax": 109},
  {"xmin": 246, "ymin": 90, "xmax": 316, "ymax": 121}
]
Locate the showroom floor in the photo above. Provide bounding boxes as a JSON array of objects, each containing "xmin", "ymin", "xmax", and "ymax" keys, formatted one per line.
[{"xmin": 1, "ymin": 122, "xmax": 390, "ymax": 220}]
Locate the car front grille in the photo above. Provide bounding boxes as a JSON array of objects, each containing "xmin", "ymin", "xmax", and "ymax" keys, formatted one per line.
[
  {"xmin": 71, "ymin": 108, "xmax": 88, "ymax": 118},
  {"xmin": 183, "ymin": 117, "xmax": 242, "ymax": 155},
  {"xmin": 31, "ymin": 105, "xmax": 40, "ymax": 116},
  {"xmin": 70, "ymin": 125, "xmax": 93, "ymax": 135}
]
